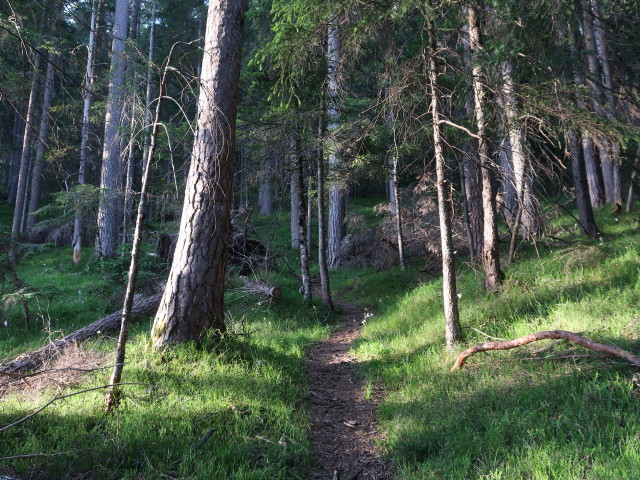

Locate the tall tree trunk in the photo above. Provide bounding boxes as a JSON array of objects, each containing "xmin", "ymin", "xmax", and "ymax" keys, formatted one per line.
[
  {"xmin": 105, "ymin": 45, "xmax": 167, "ymax": 411},
  {"xmin": 142, "ymin": 2, "xmax": 156, "ymax": 222},
  {"xmin": 27, "ymin": 53, "xmax": 56, "ymax": 233},
  {"xmin": 290, "ymin": 138, "xmax": 300, "ymax": 249},
  {"xmin": 73, "ymin": 0, "xmax": 99, "ymax": 264},
  {"xmin": 580, "ymin": 0, "xmax": 618, "ymax": 205},
  {"xmin": 317, "ymin": 112, "xmax": 334, "ymax": 310},
  {"xmin": 626, "ymin": 150, "xmax": 639, "ymax": 213},
  {"xmin": 151, "ymin": 0, "xmax": 248, "ymax": 347},
  {"xmin": 570, "ymin": 22, "xmax": 605, "ymax": 208},
  {"xmin": 467, "ymin": 2, "xmax": 504, "ymax": 292},
  {"xmin": 7, "ymin": 108, "xmax": 24, "ymax": 206},
  {"xmin": 500, "ymin": 60, "xmax": 540, "ymax": 239},
  {"xmin": 326, "ymin": 16, "xmax": 344, "ymax": 270},
  {"xmin": 307, "ymin": 174, "xmax": 313, "ymax": 259},
  {"xmin": 95, "ymin": 0, "xmax": 129, "ymax": 258},
  {"xmin": 258, "ymin": 156, "xmax": 274, "ymax": 216},
  {"xmin": 12, "ymin": 52, "xmax": 42, "ymax": 242},
  {"xmin": 589, "ymin": 0, "xmax": 621, "ymax": 205},
  {"xmin": 426, "ymin": 15, "xmax": 462, "ymax": 347},
  {"xmin": 294, "ymin": 136, "xmax": 312, "ymax": 301}
]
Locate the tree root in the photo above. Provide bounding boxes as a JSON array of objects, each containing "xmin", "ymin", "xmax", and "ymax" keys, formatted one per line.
[{"xmin": 451, "ymin": 330, "xmax": 640, "ymax": 372}]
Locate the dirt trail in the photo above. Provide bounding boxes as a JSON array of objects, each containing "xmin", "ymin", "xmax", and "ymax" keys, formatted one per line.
[{"xmin": 307, "ymin": 298, "xmax": 390, "ymax": 479}]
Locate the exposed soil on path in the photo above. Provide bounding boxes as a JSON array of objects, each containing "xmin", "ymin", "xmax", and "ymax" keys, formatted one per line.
[{"xmin": 307, "ymin": 298, "xmax": 390, "ymax": 479}]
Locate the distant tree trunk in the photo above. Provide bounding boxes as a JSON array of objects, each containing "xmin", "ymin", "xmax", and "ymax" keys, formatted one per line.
[
  {"xmin": 568, "ymin": 131, "xmax": 597, "ymax": 236},
  {"xmin": 105, "ymin": 40, "xmax": 166, "ymax": 411},
  {"xmin": 11, "ymin": 51, "xmax": 41, "ymax": 242},
  {"xmin": 580, "ymin": 0, "xmax": 619, "ymax": 205},
  {"xmin": 95, "ymin": 0, "xmax": 129, "ymax": 258},
  {"xmin": 589, "ymin": 0, "xmax": 621, "ymax": 205},
  {"xmin": 626, "ymin": 150, "xmax": 639, "ymax": 213},
  {"xmin": 426, "ymin": 15, "xmax": 462, "ymax": 347},
  {"xmin": 467, "ymin": 1, "xmax": 504, "ymax": 292},
  {"xmin": 294, "ymin": 137, "xmax": 312, "ymax": 301},
  {"xmin": 570, "ymin": 24, "xmax": 605, "ymax": 208},
  {"xmin": 498, "ymin": 136, "xmax": 517, "ymax": 225},
  {"xmin": 290, "ymin": 138, "xmax": 301, "ymax": 249},
  {"xmin": 307, "ymin": 174, "xmax": 313, "ymax": 258},
  {"xmin": 27, "ymin": 53, "xmax": 56, "ymax": 233},
  {"xmin": 151, "ymin": 0, "xmax": 248, "ymax": 347},
  {"xmin": 500, "ymin": 60, "xmax": 540, "ymax": 239},
  {"xmin": 258, "ymin": 156, "xmax": 274, "ymax": 216},
  {"xmin": 7, "ymin": 108, "xmax": 24, "ymax": 206},
  {"xmin": 317, "ymin": 112, "xmax": 334, "ymax": 310},
  {"xmin": 326, "ymin": 17, "xmax": 344, "ymax": 270},
  {"xmin": 73, "ymin": 0, "xmax": 99, "ymax": 264},
  {"xmin": 142, "ymin": 2, "xmax": 156, "ymax": 221}
]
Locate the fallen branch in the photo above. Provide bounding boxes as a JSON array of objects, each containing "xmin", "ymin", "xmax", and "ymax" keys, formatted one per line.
[
  {"xmin": 451, "ymin": 330, "xmax": 640, "ymax": 372},
  {"xmin": 239, "ymin": 277, "xmax": 281, "ymax": 298},
  {"xmin": 1, "ymin": 293, "xmax": 161, "ymax": 374}
]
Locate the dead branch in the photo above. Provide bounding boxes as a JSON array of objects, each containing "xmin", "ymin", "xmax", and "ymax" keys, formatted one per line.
[
  {"xmin": 0, "ymin": 382, "xmax": 153, "ymax": 434},
  {"xmin": 1, "ymin": 293, "xmax": 161, "ymax": 374},
  {"xmin": 239, "ymin": 277, "xmax": 281, "ymax": 298},
  {"xmin": 451, "ymin": 330, "xmax": 640, "ymax": 372}
]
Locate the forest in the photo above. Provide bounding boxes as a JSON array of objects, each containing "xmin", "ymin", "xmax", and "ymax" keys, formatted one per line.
[{"xmin": 1, "ymin": 0, "xmax": 639, "ymax": 478}]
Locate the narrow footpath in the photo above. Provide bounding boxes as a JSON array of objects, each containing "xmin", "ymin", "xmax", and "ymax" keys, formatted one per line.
[{"xmin": 306, "ymin": 299, "xmax": 390, "ymax": 479}]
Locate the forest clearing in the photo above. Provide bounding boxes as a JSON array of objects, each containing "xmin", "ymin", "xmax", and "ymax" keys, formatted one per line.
[{"xmin": 1, "ymin": 0, "xmax": 640, "ymax": 479}]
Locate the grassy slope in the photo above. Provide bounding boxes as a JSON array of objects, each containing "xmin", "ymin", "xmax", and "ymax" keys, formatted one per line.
[
  {"xmin": 343, "ymin": 210, "xmax": 640, "ymax": 479},
  {"xmin": 1, "ymin": 198, "xmax": 640, "ymax": 478}
]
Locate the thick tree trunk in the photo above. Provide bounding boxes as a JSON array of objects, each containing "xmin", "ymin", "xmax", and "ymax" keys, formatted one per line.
[
  {"xmin": 317, "ymin": 113, "xmax": 334, "ymax": 310},
  {"xmin": 26, "ymin": 53, "xmax": 55, "ymax": 233},
  {"xmin": 426, "ymin": 16, "xmax": 462, "ymax": 347},
  {"xmin": 467, "ymin": 2, "xmax": 504, "ymax": 292},
  {"xmin": 326, "ymin": 17, "xmax": 344, "ymax": 270},
  {"xmin": 151, "ymin": 0, "xmax": 248, "ymax": 347},
  {"xmin": 73, "ymin": 0, "xmax": 99, "ymax": 264},
  {"xmin": 11, "ymin": 52, "xmax": 41, "ymax": 242},
  {"xmin": 568, "ymin": 131, "xmax": 598, "ymax": 236},
  {"xmin": 95, "ymin": 0, "xmax": 129, "ymax": 258}
]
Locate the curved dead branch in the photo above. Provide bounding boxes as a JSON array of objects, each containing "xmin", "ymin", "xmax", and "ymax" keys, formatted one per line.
[{"xmin": 451, "ymin": 330, "xmax": 640, "ymax": 372}]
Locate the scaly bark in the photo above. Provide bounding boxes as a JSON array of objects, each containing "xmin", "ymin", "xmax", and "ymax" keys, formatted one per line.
[{"xmin": 151, "ymin": 0, "xmax": 248, "ymax": 347}]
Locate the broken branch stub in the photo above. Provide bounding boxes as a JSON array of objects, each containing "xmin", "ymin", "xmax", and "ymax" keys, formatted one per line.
[{"xmin": 451, "ymin": 330, "xmax": 640, "ymax": 372}]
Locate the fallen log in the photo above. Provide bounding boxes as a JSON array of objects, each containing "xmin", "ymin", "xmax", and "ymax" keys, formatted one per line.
[
  {"xmin": 239, "ymin": 277, "xmax": 281, "ymax": 298},
  {"xmin": 1, "ymin": 293, "xmax": 162, "ymax": 375},
  {"xmin": 451, "ymin": 330, "xmax": 640, "ymax": 372}
]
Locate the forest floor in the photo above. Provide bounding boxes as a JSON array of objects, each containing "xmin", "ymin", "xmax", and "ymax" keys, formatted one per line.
[{"xmin": 307, "ymin": 293, "xmax": 390, "ymax": 480}]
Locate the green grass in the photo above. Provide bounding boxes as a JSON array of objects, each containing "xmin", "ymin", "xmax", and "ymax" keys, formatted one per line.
[
  {"xmin": 2, "ymin": 197, "xmax": 640, "ymax": 479},
  {"xmin": 347, "ymin": 208, "xmax": 640, "ymax": 479}
]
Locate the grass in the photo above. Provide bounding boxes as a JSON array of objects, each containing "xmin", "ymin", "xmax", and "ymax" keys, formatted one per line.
[
  {"xmin": 1, "ymin": 197, "xmax": 640, "ymax": 478},
  {"xmin": 348, "ymin": 208, "xmax": 640, "ymax": 479}
]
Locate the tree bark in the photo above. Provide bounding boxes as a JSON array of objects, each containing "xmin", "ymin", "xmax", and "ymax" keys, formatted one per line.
[
  {"xmin": 451, "ymin": 330, "xmax": 640, "ymax": 371},
  {"xmin": 467, "ymin": 2, "xmax": 504, "ymax": 292},
  {"xmin": 11, "ymin": 52, "xmax": 41, "ymax": 242},
  {"xmin": 290, "ymin": 138, "xmax": 301, "ymax": 249},
  {"xmin": 294, "ymin": 136, "xmax": 312, "ymax": 301},
  {"xmin": 6, "ymin": 108, "xmax": 24, "ymax": 206},
  {"xmin": 426, "ymin": 15, "xmax": 462, "ymax": 347},
  {"xmin": 151, "ymin": 0, "xmax": 248, "ymax": 347},
  {"xmin": 326, "ymin": 16, "xmax": 345, "ymax": 270},
  {"xmin": 73, "ymin": 0, "xmax": 100, "ymax": 264},
  {"xmin": 95, "ymin": 0, "xmax": 129, "ymax": 258},
  {"xmin": 317, "ymin": 112, "xmax": 334, "ymax": 310},
  {"xmin": 26, "ymin": 53, "xmax": 56, "ymax": 233},
  {"xmin": 499, "ymin": 60, "xmax": 540, "ymax": 239},
  {"xmin": 258, "ymin": 155, "xmax": 274, "ymax": 216},
  {"xmin": 568, "ymin": 131, "xmax": 598, "ymax": 236}
]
